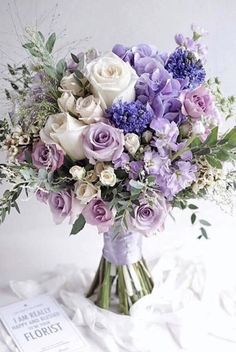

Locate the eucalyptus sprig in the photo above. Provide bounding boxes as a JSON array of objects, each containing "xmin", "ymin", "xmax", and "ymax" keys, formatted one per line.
[{"xmin": 207, "ymin": 77, "xmax": 235, "ymax": 120}]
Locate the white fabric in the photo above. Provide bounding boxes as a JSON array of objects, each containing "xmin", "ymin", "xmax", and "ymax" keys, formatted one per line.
[{"xmin": 1, "ymin": 243, "xmax": 236, "ymax": 352}]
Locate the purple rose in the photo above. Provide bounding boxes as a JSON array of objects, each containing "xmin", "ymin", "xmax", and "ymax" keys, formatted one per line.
[
  {"xmin": 36, "ymin": 189, "xmax": 49, "ymax": 204},
  {"xmin": 32, "ymin": 141, "xmax": 64, "ymax": 172},
  {"xmin": 181, "ymin": 85, "xmax": 216, "ymax": 119},
  {"xmin": 82, "ymin": 198, "xmax": 113, "ymax": 233},
  {"xmin": 83, "ymin": 122, "xmax": 124, "ymax": 164},
  {"xmin": 48, "ymin": 191, "xmax": 73, "ymax": 224},
  {"xmin": 128, "ymin": 199, "xmax": 168, "ymax": 236}
]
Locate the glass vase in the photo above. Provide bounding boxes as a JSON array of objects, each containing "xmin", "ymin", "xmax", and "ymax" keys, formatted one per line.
[{"xmin": 86, "ymin": 227, "xmax": 154, "ymax": 314}]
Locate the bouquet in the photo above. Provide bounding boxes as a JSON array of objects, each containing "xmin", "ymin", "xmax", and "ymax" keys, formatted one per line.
[{"xmin": 0, "ymin": 25, "xmax": 236, "ymax": 314}]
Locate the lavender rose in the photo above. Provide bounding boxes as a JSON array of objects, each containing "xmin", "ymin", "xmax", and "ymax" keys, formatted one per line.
[
  {"xmin": 32, "ymin": 141, "xmax": 64, "ymax": 172},
  {"xmin": 181, "ymin": 85, "xmax": 216, "ymax": 119},
  {"xmin": 48, "ymin": 191, "xmax": 73, "ymax": 224},
  {"xmin": 128, "ymin": 199, "xmax": 168, "ymax": 236},
  {"xmin": 83, "ymin": 122, "xmax": 124, "ymax": 164},
  {"xmin": 82, "ymin": 198, "xmax": 113, "ymax": 233}
]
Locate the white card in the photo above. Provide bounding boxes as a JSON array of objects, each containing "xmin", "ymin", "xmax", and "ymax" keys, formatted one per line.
[{"xmin": 0, "ymin": 294, "xmax": 88, "ymax": 352}]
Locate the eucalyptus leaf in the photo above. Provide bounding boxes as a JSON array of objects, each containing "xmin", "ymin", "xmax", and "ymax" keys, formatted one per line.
[
  {"xmin": 56, "ymin": 59, "xmax": 67, "ymax": 76},
  {"xmin": 188, "ymin": 204, "xmax": 198, "ymax": 210},
  {"xmin": 191, "ymin": 213, "xmax": 197, "ymax": 224},
  {"xmin": 44, "ymin": 65, "xmax": 57, "ymax": 80},
  {"xmin": 129, "ymin": 180, "xmax": 144, "ymax": 189},
  {"xmin": 71, "ymin": 53, "xmax": 79, "ymax": 63},
  {"xmin": 46, "ymin": 33, "xmax": 56, "ymax": 53},
  {"xmin": 200, "ymin": 227, "xmax": 208, "ymax": 239},
  {"xmin": 37, "ymin": 31, "xmax": 45, "ymax": 42},
  {"xmin": 199, "ymin": 219, "xmax": 211, "ymax": 226}
]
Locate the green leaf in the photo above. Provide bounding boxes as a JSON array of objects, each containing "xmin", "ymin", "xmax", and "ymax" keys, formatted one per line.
[
  {"xmin": 179, "ymin": 200, "xmax": 187, "ymax": 209},
  {"xmin": 70, "ymin": 214, "xmax": 86, "ymax": 235},
  {"xmin": 190, "ymin": 137, "xmax": 202, "ymax": 148},
  {"xmin": 45, "ymin": 32, "xmax": 56, "ymax": 53},
  {"xmin": 74, "ymin": 69, "xmax": 84, "ymax": 80},
  {"xmin": 13, "ymin": 202, "xmax": 21, "ymax": 214},
  {"xmin": 216, "ymin": 149, "xmax": 229, "ymax": 161},
  {"xmin": 37, "ymin": 31, "xmax": 45, "ymax": 42},
  {"xmin": 44, "ymin": 65, "xmax": 57, "ymax": 80},
  {"xmin": 199, "ymin": 227, "xmax": 208, "ymax": 239},
  {"xmin": 221, "ymin": 127, "xmax": 236, "ymax": 145},
  {"xmin": 28, "ymin": 48, "xmax": 41, "ymax": 57},
  {"xmin": 22, "ymin": 42, "xmax": 34, "ymax": 50},
  {"xmin": 206, "ymin": 155, "xmax": 222, "ymax": 169},
  {"xmin": 56, "ymin": 59, "xmax": 67, "ymax": 75},
  {"xmin": 204, "ymin": 127, "xmax": 218, "ymax": 146},
  {"xmin": 71, "ymin": 53, "xmax": 79, "ymax": 63},
  {"xmin": 199, "ymin": 219, "xmax": 211, "ymax": 226},
  {"xmin": 129, "ymin": 180, "xmax": 144, "ymax": 189},
  {"xmin": 191, "ymin": 213, "xmax": 197, "ymax": 224},
  {"xmin": 147, "ymin": 175, "xmax": 156, "ymax": 185},
  {"xmin": 188, "ymin": 204, "xmax": 198, "ymax": 210}
]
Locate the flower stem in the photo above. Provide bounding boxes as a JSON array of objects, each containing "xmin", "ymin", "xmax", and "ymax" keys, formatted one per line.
[
  {"xmin": 87, "ymin": 256, "xmax": 153, "ymax": 315},
  {"xmin": 171, "ymin": 135, "xmax": 196, "ymax": 161}
]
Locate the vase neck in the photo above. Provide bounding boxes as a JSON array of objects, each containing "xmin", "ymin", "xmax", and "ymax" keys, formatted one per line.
[{"xmin": 103, "ymin": 228, "xmax": 143, "ymax": 266}]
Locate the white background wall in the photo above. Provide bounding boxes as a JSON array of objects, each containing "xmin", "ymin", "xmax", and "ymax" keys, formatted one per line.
[{"xmin": 0, "ymin": 0, "xmax": 236, "ymax": 304}]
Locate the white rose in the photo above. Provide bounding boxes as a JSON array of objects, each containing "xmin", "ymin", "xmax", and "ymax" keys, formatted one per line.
[
  {"xmin": 40, "ymin": 113, "xmax": 88, "ymax": 160},
  {"xmin": 95, "ymin": 162, "xmax": 107, "ymax": 175},
  {"xmin": 85, "ymin": 170, "xmax": 98, "ymax": 183},
  {"xmin": 58, "ymin": 91, "xmax": 77, "ymax": 115},
  {"xmin": 69, "ymin": 166, "xmax": 86, "ymax": 180},
  {"xmin": 85, "ymin": 52, "xmax": 138, "ymax": 109},
  {"xmin": 100, "ymin": 167, "xmax": 116, "ymax": 187},
  {"xmin": 60, "ymin": 73, "xmax": 85, "ymax": 96},
  {"xmin": 75, "ymin": 95, "xmax": 104, "ymax": 124},
  {"xmin": 75, "ymin": 181, "xmax": 100, "ymax": 204},
  {"xmin": 124, "ymin": 133, "xmax": 140, "ymax": 155}
]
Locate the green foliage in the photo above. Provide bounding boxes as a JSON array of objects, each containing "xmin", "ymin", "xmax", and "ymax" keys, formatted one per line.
[
  {"xmin": 70, "ymin": 214, "xmax": 86, "ymax": 235},
  {"xmin": 191, "ymin": 127, "xmax": 236, "ymax": 169},
  {"xmin": 45, "ymin": 33, "xmax": 56, "ymax": 53},
  {"xmin": 207, "ymin": 77, "xmax": 235, "ymax": 120}
]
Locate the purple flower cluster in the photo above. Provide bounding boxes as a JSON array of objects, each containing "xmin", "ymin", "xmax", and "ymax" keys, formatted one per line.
[
  {"xmin": 112, "ymin": 43, "xmax": 166, "ymax": 74},
  {"xmin": 106, "ymin": 100, "xmax": 154, "ymax": 135},
  {"xmin": 165, "ymin": 48, "xmax": 206, "ymax": 88}
]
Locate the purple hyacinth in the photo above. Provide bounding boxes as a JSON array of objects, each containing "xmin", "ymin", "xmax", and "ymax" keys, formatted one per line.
[
  {"xmin": 112, "ymin": 43, "xmax": 167, "ymax": 75},
  {"xmin": 165, "ymin": 48, "xmax": 206, "ymax": 88},
  {"xmin": 106, "ymin": 100, "xmax": 154, "ymax": 135}
]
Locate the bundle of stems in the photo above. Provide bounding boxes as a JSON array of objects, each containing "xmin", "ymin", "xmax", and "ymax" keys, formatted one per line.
[{"xmin": 87, "ymin": 256, "xmax": 154, "ymax": 314}]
